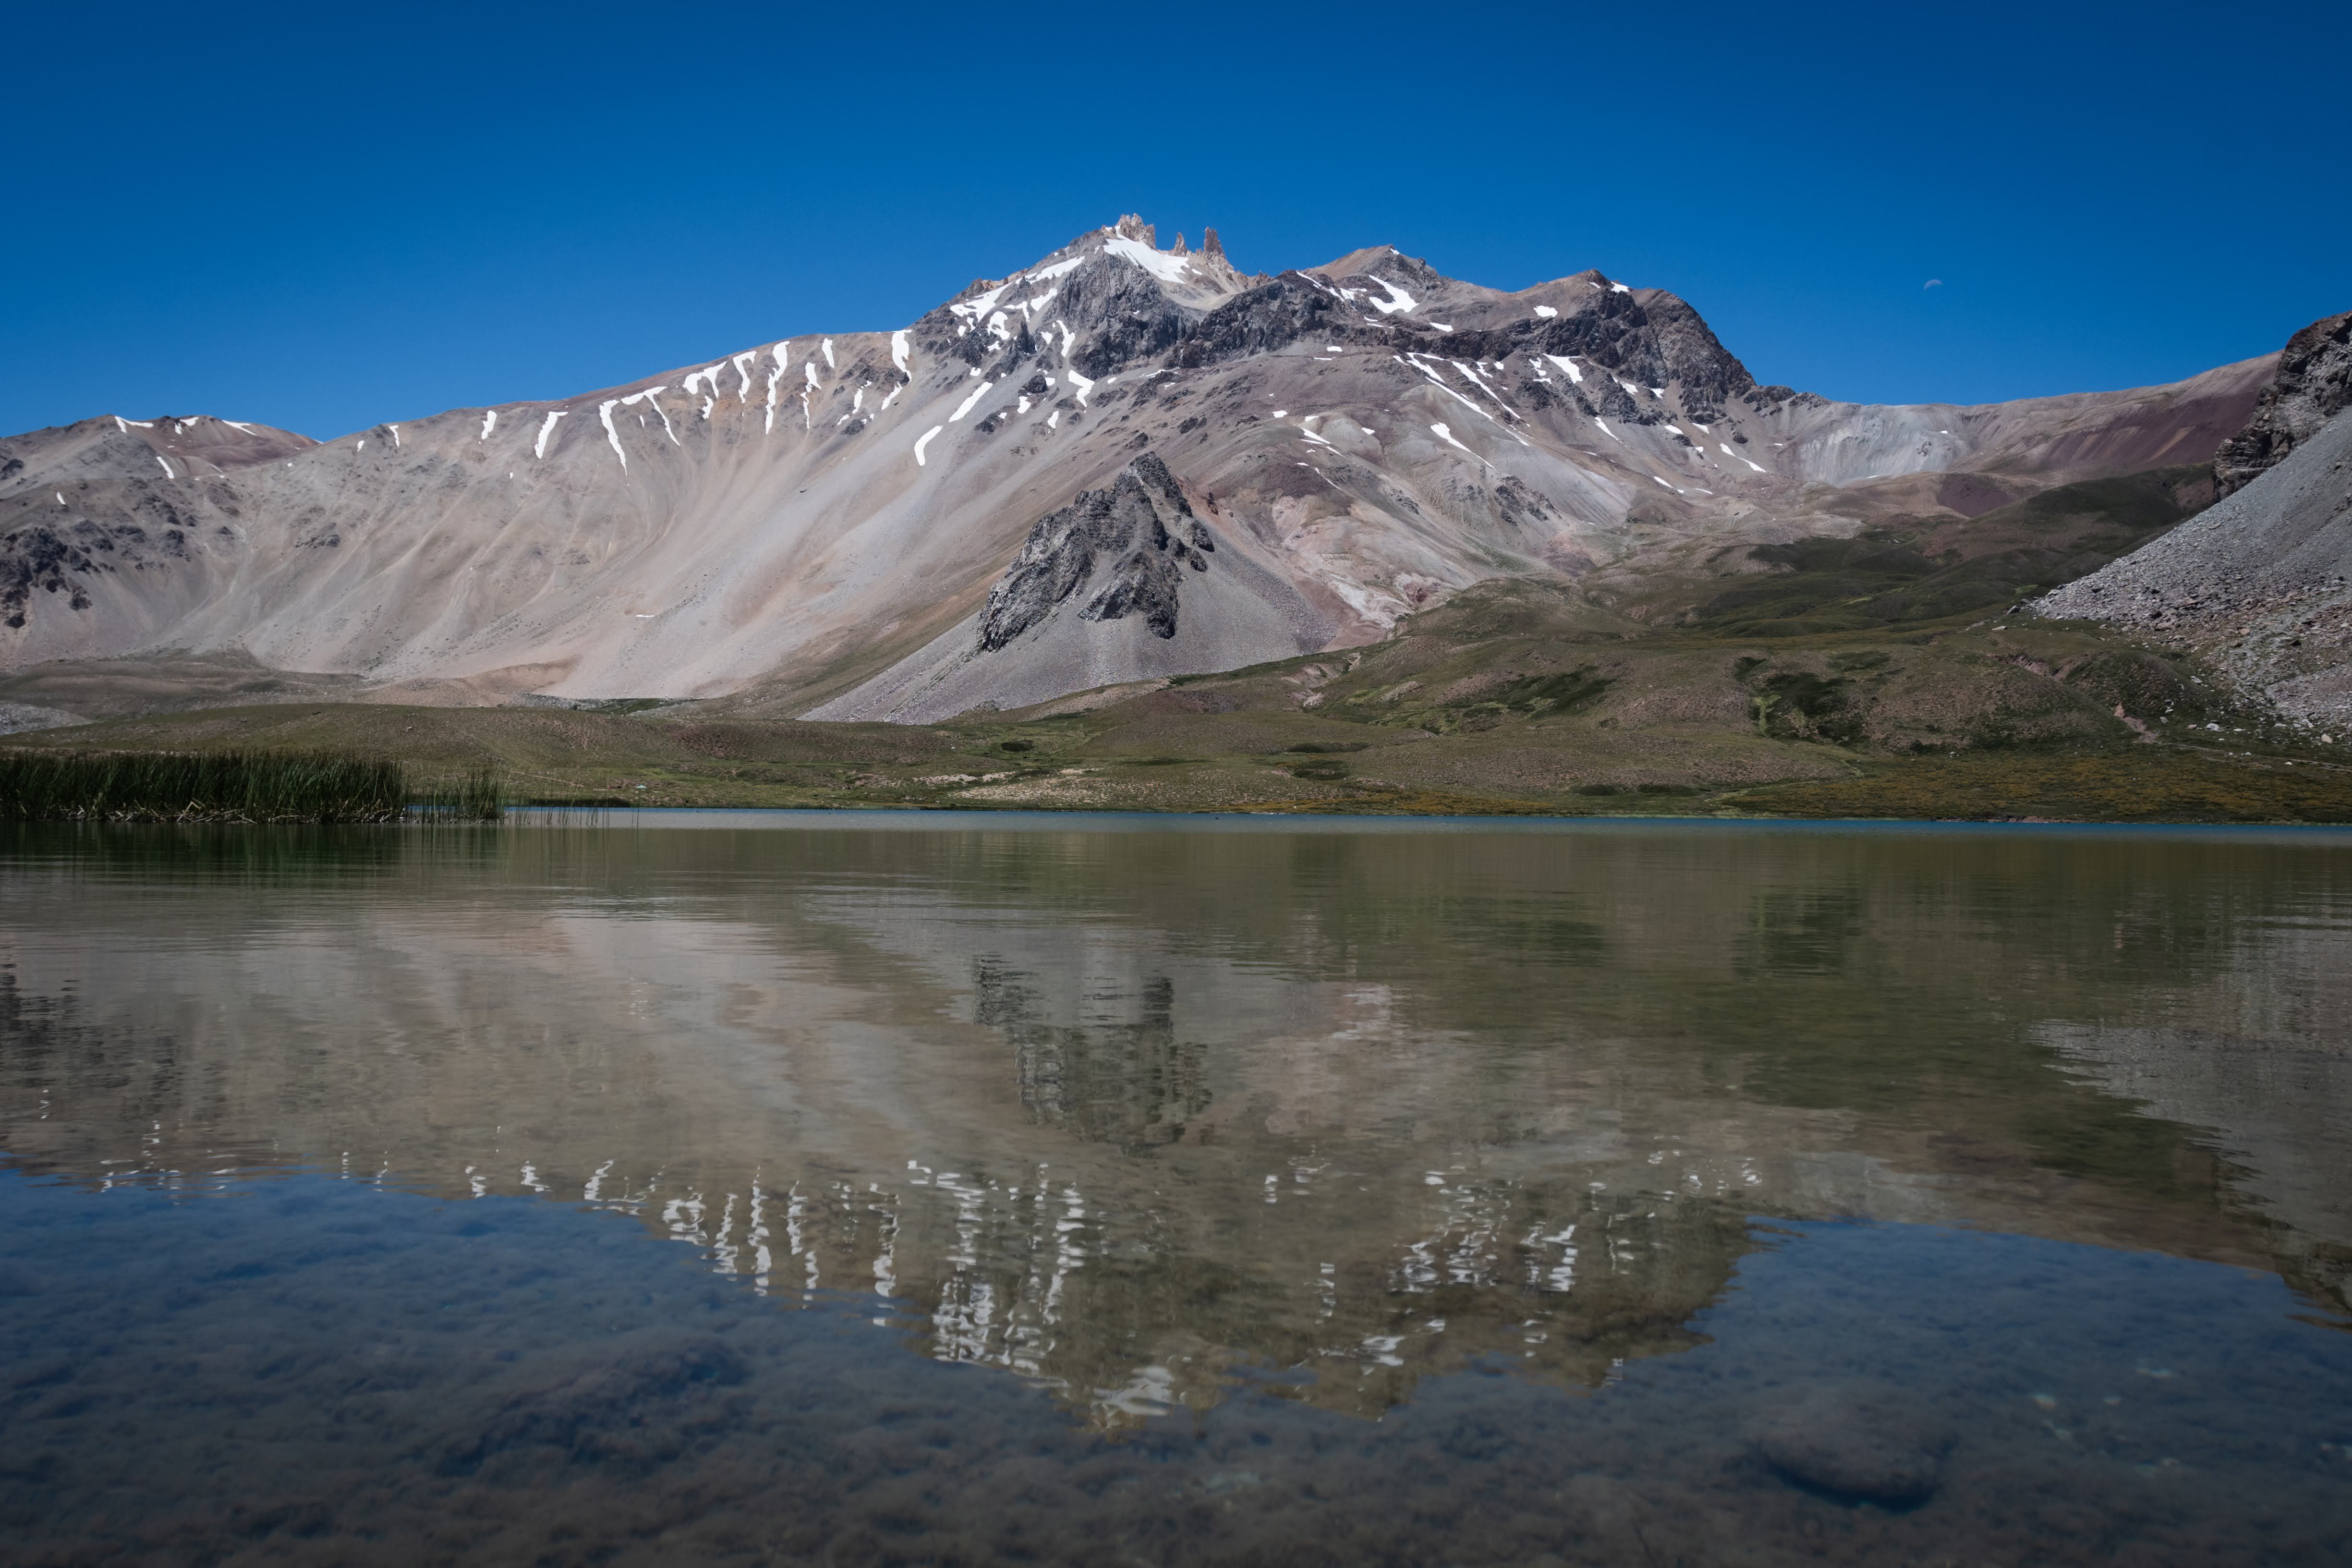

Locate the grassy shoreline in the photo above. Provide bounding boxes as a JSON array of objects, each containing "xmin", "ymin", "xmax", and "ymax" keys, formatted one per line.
[
  {"xmin": 1, "ymin": 707, "xmax": 2345, "ymax": 825},
  {"xmin": 0, "ymin": 749, "xmax": 503, "ymax": 824}
]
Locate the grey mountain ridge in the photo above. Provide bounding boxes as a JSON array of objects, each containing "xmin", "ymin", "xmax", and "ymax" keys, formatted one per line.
[{"xmin": 0, "ymin": 216, "xmax": 2299, "ymax": 720}]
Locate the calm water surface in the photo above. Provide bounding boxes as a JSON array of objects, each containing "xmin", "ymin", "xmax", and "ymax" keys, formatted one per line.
[{"xmin": 2, "ymin": 812, "xmax": 2350, "ymax": 1565}]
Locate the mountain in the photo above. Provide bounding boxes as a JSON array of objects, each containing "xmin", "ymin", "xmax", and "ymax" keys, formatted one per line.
[
  {"xmin": 0, "ymin": 414, "xmax": 312, "ymax": 632},
  {"xmin": 0, "ymin": 216, "xmax": 2278, "ymax": 722}
]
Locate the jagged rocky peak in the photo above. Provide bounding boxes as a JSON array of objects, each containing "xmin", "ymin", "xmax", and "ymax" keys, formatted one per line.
[
  {"xmin": 1616, "ymin": 292, "xmax": 1757, "ymax": 423},
  {"xmin": 1162, "ymin": 242, "xmax": 1754, "ymax": 422},
  {"xmin": 915, "ymin": 217, "xmax": 1250, "ymax": 376},
  {"xmin": 976, "ymin": 452, "xmax": 1215, "ymax": 652},
  {"xmin": 1094, "ymin": 216, "xmax": 1248, "ymax": 307},
  {"xmin": 1503, "ymin": 275, "xmax": 1755, "ymax": 419},
  {"xmin": 2215, "ymin": 310, "xmax": 2352, "ymax": 496}
]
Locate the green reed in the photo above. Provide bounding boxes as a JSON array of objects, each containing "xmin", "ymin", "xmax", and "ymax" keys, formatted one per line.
[
  {"xmin": 0, "ymin": 750, "xmax": 504, "ymax": 824},
  {"xmin": 407, "ymin": 763, "xmax": 507, "ymax": 823}
]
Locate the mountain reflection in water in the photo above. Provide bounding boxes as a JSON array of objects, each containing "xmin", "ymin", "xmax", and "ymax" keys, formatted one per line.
[
  {"xmin": 3, "ymin": 815, "xmax": 2346, "ymax": 1436},
  {"xmin": 7, "ymin": 815, "xmax": 2352, "ymax": 1565}
]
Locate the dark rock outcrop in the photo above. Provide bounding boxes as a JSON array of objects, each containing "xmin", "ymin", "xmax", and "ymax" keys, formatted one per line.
[
  {"xmin": 1166, "ymin": 263, "xmax": 1753, "ymax": 423},
  {"xmin": 0, "ymin": 493, "xmax": 200, "ymax": 626},
  {"xmin": 1172, "ymin": 276, "xmax": 1342, "ymax": 367},
  {"xmin": 1061, "ymin": 265, "xmax": 1191, "ymax": 379},
  {"xmin": 975, "ymin": 453, "xmax": 1210, "ymax": 651},
  {"xmin": 1630, "ymin": 290, "xmax": 1758, "ymax": 421},
  {"xmin": 0, "ymin": 524, "xmax": 100, "ymax": 625},
  {"xmin": 2215, "ymin": 311, "xmax": 2352, "ymax": 496},
  {"xmin": 1526, "ymin": 283, "xmax": 1749, "ymax": 404}
]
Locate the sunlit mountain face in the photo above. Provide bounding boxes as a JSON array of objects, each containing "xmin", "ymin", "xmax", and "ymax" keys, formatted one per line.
[{"xmin": 0, "ymin": 218, "xmax": 2276, "ymax": 723}]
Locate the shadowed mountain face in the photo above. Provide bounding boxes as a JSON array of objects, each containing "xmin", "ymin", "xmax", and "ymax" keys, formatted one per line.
[{"xmin": 0, "ymin": 216, "xmax": 2277, "ymax": 717}]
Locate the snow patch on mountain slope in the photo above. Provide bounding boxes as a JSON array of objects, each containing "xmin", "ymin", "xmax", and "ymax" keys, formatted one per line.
[
  {"xmin": 598, "ymin": 401, "xmax": 627, "ymax": 468},
  {"xmin": 1103, "ymin": 236, "xmax": 1193, "ymax": 284},
  {"xmin": 950, "ymin": 382, "xmax": 993, "ymax": 423}
]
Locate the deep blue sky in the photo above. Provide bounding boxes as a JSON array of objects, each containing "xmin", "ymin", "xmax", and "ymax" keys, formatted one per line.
[{"xmin": 6, "ymin": 1, "xmax": 2346, "ymax": 440}]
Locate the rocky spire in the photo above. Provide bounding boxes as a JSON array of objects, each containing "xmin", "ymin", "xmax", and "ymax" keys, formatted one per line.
[
  {"xmin": 1201, "ymin": 227, "xmax": 1224, "ymax": 260},
  {"xmin": 1114, "ymin": 214, "xmax": 1157, "ymax": 247},
  {"xmin": 1170, "ymin": 232, "xmax": 1189, "ymax": 256}
]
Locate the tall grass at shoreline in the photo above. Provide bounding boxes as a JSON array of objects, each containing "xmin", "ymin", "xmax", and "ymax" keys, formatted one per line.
[
  {"xmin": 408, "ymin": 764, "xmax": 506, "ymax": 823},
  {"xmin": 0, "ymin": 750, "xmax": 503, "ymax": 824}
]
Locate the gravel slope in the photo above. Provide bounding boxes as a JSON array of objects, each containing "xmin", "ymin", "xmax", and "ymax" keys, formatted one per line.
[{"xmin": 2034, "ymin": 408, "xmax": 2352, "ymax": 730}]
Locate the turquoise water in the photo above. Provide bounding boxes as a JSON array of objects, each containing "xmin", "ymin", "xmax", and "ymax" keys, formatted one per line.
[{"xmin": 2, "ymin": 815, "xmax": 2349, "ymax": 1563}]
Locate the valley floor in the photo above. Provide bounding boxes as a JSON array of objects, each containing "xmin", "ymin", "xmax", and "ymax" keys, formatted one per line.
[{"xmin": 4, "ymin": 584, "xmax": 2348, "ymax": 824}]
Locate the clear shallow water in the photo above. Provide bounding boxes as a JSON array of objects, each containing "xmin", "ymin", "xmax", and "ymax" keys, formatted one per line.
[{"xmin": 2, "ymin": 812, "xmax": 2350, "ymax": 1565}]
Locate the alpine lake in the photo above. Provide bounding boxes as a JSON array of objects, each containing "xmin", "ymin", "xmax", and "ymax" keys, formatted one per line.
[{"xmin": 2, "ymin": 811, "xmax": 2348, "ymax": 1566}]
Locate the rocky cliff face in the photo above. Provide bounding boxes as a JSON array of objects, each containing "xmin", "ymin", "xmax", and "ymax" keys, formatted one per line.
[
  {"xmin": 811, "ymin": 447, "xmax": 1319, "ymax": 724},
  {"xmin": 977, "ymin": 455, "xmax": 1212, "ymax": 650},
  {"xmin": 2213, "ymin": 311, "xmax": 2352, "ymax": 496},
  {"xmin": 0, "ymin": 218, "xmax": 2284, "ymax": 720}
]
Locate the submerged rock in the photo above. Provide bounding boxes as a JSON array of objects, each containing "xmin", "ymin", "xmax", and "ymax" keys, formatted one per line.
[{"xmin": 1747, "ymin": 1381, "xmax": 1950, "ymax": 1505}]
